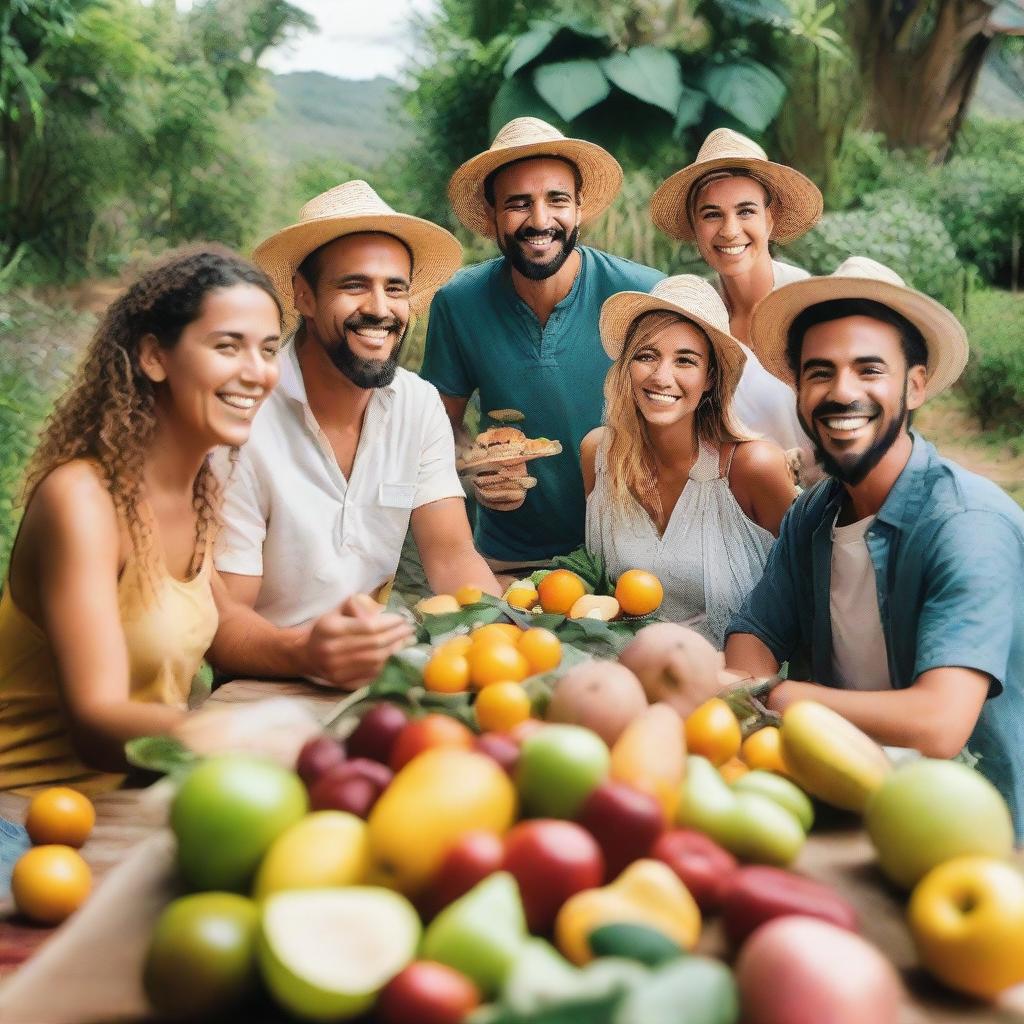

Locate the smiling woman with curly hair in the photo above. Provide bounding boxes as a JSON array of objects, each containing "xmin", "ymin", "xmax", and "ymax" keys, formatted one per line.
[{"xmin": 0, "ymin": 245, "xmax": 283, "ymax": 792}]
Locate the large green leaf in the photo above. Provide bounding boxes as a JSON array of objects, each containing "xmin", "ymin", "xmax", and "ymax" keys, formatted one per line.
[
  {"xmin": 504, "ymin": 21, "xmax": 560, "ymax": 79},
  {"xmin": 490, "ymin": 75, "xmax": 561, "ymax": 138},
  {"xmin": 700, "ymin": 59, "xmax": 786, "ymax": 132},
  {"xmin": 674, "ymin": 84, "xmax": 707, "ymax": 134},
  {"xmin": 600, "ymin": 47, "xmax": 683, "ymax": 116},
  {"xmin": 532, "ymin": 59, "xmax": 610, "ymax": 122}
]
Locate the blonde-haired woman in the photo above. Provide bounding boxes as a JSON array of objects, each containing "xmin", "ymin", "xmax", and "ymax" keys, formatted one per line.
[{"xmin": 582, "ymin": 276, "xmax": 795, "ymax": 648}]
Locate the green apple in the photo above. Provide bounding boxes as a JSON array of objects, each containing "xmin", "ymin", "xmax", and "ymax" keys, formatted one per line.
[
  {"xmin": 259, "ymin": 887, "xmax": 419, "ymax": 1021},
  {"xmin": 144, "ymin": 892, "xmax": 259, "ymax": 1018},
  {"xmin": 421, "ymin": 871, "xmax": 527, "ymax": 996},
  {"xmin": 171, "ymin": 755, "xmax": 308, "ymax": 891},
  {"xmin": 731, "ymin": 771, "xmax": 815, "ymax": 832},
  {"xmin": 865, "ymin": 759, "xmax": 1014, "ymax": 889},
  {"xmin": 516, "ymin": 725, "xmax": 610, "ymax": 818},
  {"xmin": 677, "ymin": 756, "xmax": 806, "ymax": 867},
  {"xmin": 908, "ymin": 855, "xmax": 1024, "ymax": 999}
]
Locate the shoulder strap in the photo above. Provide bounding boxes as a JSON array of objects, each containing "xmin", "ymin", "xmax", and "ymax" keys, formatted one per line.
[{"xmin": 723, "ymin": 442, "xmax": 739, "ymax": 481}]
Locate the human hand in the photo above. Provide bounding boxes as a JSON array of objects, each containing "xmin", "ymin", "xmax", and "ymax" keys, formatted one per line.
[{"xmin": 304, "ymin": 593, "xmax": 414, "ymax": 689}]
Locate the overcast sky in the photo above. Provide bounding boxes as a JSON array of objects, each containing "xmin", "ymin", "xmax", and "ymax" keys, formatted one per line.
[{"xmin": 261, "ymin": 0, "xmax": 439, "ymax": 80}]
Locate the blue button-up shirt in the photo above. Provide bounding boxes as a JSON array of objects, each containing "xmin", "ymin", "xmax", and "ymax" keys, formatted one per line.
[{"xmin": 728, "ymin": 432, "xmax": 1024, "ymax": 841}]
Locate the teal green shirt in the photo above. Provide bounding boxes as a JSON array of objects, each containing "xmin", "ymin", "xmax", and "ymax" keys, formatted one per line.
[
  {"xmin": 421, "ymin": 246, "xmax": 663, "ymax": 561},
  {"xmin": 728, "ymin": 432, "xmax": 1024, "ymax": 842}
]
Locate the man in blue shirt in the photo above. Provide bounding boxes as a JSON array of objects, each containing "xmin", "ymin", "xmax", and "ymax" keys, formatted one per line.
[
  {"xmin": 421, "ymin": 117, "xmax": 664, "ymax": 568},
  {"xmin": 726, "ymin": 256, "xmax": 1024, "ymax": 841}
]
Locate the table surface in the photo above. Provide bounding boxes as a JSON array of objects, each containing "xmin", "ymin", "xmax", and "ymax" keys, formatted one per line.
[{"xmin": 1, "ymin": 679, "xmax": 1022, "ymax": 1024}]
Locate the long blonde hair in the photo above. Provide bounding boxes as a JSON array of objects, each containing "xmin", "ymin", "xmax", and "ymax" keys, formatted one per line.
[{"xmin": 602, "ymin": 309, "xmax": 753, "ymax": 524}]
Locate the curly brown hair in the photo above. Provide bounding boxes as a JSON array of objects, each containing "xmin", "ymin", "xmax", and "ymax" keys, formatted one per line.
[{"xmin": 23, "ymin": 244, "xmax": 282, "ymax": 577}]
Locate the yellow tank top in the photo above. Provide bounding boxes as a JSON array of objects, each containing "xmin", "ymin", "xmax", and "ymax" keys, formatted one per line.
[{"xmin": 0, "ymin": 539, "xmax": 218, "ymax": 794}]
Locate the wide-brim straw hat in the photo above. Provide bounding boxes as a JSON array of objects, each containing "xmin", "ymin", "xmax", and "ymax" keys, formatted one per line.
[
  {"xmin": 752, "ymin": 256, "xmax": 969, "ymax": 399},
  {"xmin": 600, "ymin": 275, "xmax": 748, "ymax": 400},
  {"xmin": 448, "ymin": 117, "xmax": 623, "ymax": 238},
  {"xmin": 650, "ymin": 128, "xmax": 823, "ymax": 244},
  {"xmin": 252, "ymin": 180, "xmax": 463, "ymax": 335}
]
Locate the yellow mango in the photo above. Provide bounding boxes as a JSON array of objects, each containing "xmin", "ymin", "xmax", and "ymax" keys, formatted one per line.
[
  {"xmin": 780, "ymin": 701, "xmax": 892, "ymax": 812},
  {"xmin": 368, "ymin": 748, "xmax": 517, "ymax": 895},
  {"xmin": 609, "ymin": 702, "xmax": 686, "ymax": 822}
]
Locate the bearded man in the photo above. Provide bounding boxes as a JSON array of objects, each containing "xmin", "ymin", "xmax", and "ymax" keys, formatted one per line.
[
  {"xmin": 725, "ymin": 257, "xmax": 1024, "ymax": 842},
  {"xmin": 421, "ymin": 118, "xmax": 663, "ymax": 573},
  {"xmin": 208, "ymin": 181, "xmax": 500, "ymax": 690}
]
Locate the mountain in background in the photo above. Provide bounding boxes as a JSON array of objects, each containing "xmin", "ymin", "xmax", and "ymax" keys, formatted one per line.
[{"xmin": 259, "ymin": 72, "xmax": 411, "ymax": 169}]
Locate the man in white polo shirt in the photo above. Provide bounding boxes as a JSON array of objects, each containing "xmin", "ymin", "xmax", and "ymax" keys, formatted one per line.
[{"xmin": 208, "ymin": 181, "xmax": 501, "ymax": 689}]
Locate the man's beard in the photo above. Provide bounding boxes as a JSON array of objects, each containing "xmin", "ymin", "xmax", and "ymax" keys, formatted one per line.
[
  {"xmin": 799, "ymin": 390, "xmax": 907, "ymax": 487},
  {"xmin": 499, "ymin": 223, "xmax": 579, "ymax": 281},
  {"xmin": 320, "ymin": 313, "xmax": 406, "ymax": 389}
]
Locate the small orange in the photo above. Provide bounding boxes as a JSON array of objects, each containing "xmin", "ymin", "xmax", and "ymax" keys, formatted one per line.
[
  {"xmin": 517, "ymin": 628, "xmax": 562, "ymax": 674},
  {"xmin": 506, "ymin": 586, "xmax": 539, "ymax": 610},
  {"xmin": 718, "ymin": 756, "xmax": 750, "ymax": 783},
  {"xmin": 685, "ymin": 698, "xmax": 742, "ymax": 767},
  {"xmin": 12, "ymin": 845, "xmax": 92, "ymax": 924},
  {"xmin": 423, "ymin": 651, "xmax": 471, "ymax": 693},
  {"xmin": 438, "ymin": 635, "xmax": 473, "ymax": 657},
  {"xmin": 475, "ymin": 683, "xmax": 532, "ymax": 733},
  {"xmin": 25, "ymin": 787, "xmax": 95, "ymax": 848},
  {"xmin": 741, "ymin": 726, "xmax": 790, "ymax": 775},
  {"xmin": 455, "ymin": 585, "xmax": 484, "ymax": 606},
  {"xmin": 614, "ymin": 569, "xmax": 664, "ymax": 617},
  {"xmin": 537, "ymin": 570, "xmax": 586, "ymax": 615},
  {"xmin": 468, "ymin": 643, "xmax": 530, "ymax": 688},
  {"xmin": 471, "ymin": 623, "xmax": 522, "ymax": 646}
]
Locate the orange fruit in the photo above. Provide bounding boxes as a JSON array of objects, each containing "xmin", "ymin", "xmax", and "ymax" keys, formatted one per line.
[
  {"xmin": 390, "ymin": 714, "xmax": 474, "ymax": 772},
  {"xmin": 423, "ymin": 651, "xmax": 471, "ymax": 694},
  {"xmin": 475, "ymin": 683, "xmax": 532, "ymax": 733},
  {"xmin": 741, "ymin": 726, "xmax": 790, "ymax": 775},
  {"xmin": 468, "ymin": 643, "xmax": 530, "ymax": 688},
  {"xmin": 614, "ymin": 569, "xmax": 664, "ymax": 617},
  {"xmin": 719, "ymin": 756, "xmax": 750, "ymax": 783},
  {"xmin": 685, "ymin": 698, "xmax": 742, "ymax": 767},
  {"xmin": 537, "ymin": 570, "xmax": 586, "ymax": 615},
  {"xmin": 506, "ymin": 586, "xmax": 539, "ymax": 610},
  {"xmin": 455, "ymin": 585, "xmax": 484, "ymax": 606},
  {"xmin": 12, "ymin": 845, "xmax": 92, "ymax": 924},
  {"xmin": 25, "ymin": 787, "xmax": 96, "ymax": 848},
  {"xmin": 438, "ymin": 635, "xmax": 473, "ymax": 657},
  {"xmin": 517, "ymin": 628, "xmax": 562, "ymax": 674},
  {"xmin": 471, "ymin": 623, "xmax": 522, "ymax": 647}
]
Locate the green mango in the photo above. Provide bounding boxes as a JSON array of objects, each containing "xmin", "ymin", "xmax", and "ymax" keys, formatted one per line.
[
  {"xmin": 614, "ymin": 956, "xmax": 739, "ymax": 1024},
  {"xmin": 731, "ymin": 770, "xmax": 815, "ymax": 832}
]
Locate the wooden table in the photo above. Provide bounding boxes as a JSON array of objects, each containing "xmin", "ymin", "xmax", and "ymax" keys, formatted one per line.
[{"xmin": 1, "ymin": 680, "xmax": 1022, "ymax": 1023}]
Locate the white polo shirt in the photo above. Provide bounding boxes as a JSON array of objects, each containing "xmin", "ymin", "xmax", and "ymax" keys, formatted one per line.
[{"xmin": 213, "ymin": 341, "xmax": 464, "ymax": 627}]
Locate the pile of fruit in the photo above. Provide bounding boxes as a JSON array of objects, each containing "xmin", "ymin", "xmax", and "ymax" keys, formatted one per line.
[{"xmin": 130, "ymin": 596, "xmax": 1024, "ymax": 1022}]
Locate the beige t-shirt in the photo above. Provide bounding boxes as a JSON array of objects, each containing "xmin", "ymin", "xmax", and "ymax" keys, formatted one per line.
[{"xmin": 829, "ymin": 513, "xmax": 893, "ymax": 691}]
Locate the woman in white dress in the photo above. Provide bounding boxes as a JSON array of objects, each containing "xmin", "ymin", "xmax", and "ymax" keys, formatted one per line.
[
  {"xmin": 650, "ymin": 129, "xmax": 824, "ymax": 462},
  {"xmin": 582, "ymin": 275, "xmax": 796, "ymax": 648}
]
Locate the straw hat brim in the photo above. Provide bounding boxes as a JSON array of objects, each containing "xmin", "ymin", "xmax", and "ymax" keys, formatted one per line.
[
  {"xmin": 449, "ymin": 138, "xmax": 623, "ymax": 238},
  {"xmin": 650, "ymin": 157, "xmax": 823, "ymax": 244},
  {"xmin": 750, "ymin": 277, "xmax": 969, "ymax": 400},
  {"xmin": 599, "ymin": 290, "xmax": 748, "ymax": 400},
  {"xmin": 252, "ymin": 213, "xmax": 463, "ymax": 335}
]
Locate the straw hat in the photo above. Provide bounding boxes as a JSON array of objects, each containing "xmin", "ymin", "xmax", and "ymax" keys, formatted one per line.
[
  {"xmin": 448, "ymin": 117, "xmax": 623, "ymax": 238},
  {"xmin": 650, "ymin": 128, "xmax": 823, "ymax": 243},
  {"xmin": 252, "ymin": 180, "xmax": 463, "ymax": 334},
  {"xmin": 600, "ymin": 275, "xmax": 748, "ymax": 399},
  {"xmin": 751, "ymin": 256, "xmax": 969, "ymax": 399}
]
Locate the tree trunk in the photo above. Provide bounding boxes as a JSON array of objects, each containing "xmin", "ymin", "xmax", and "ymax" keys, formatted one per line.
[{"xmin": 850, "ymin": 0, "xmax": 996, "ymax": 162}]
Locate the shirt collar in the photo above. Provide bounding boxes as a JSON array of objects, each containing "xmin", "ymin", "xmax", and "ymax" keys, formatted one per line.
[
  {"xmin": 278, "ymin": 336, "xmax": 400, "ymax": 411},
  {"xmin": 875, "ymin": 430, "xmax": 933, "ymax": 530}
]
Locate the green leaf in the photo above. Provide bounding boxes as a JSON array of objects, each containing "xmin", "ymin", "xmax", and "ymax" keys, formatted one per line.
[
  {"xmin": 504, "ymin": 21, "xmax": 560, "ymax": 79},
  {"xmin": 416, "ymin": 604, "xmax": 505, "ymax": 642},
  {"xmin": 490, "ymin": 75, "xmax": 561, "ymax": 138},
  {"xmin": 674, "ymin": 84, "xmax": 707, "ymax": 134},
  {"xmin": 701, "ymin": 59, "xmax": 786, "ymax": 132},
  {"xmin": 124, "ymin": 736, "xmax": 197, "ymax": 778},
  {"xmin": 532, "ymin": 59, "xmax": 610, "ymax": 122},
  {"xmin": 600, "ymin": 47, "xmax": 683, "ymax": 116}
]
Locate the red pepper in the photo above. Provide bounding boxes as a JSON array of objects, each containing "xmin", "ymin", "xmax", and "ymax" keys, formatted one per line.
[{"xmin": 721, "ymin": 865, "xmax": 859, "ymax": 947}]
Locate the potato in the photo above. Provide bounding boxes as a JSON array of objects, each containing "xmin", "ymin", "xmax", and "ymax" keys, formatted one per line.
[
  {"xmin": 545, "ymin": 661, "xmax": 648, "ymax": 746},
  {"xmin": 618, "ymin": 623, "xmax": 723, "ymax": 717}
]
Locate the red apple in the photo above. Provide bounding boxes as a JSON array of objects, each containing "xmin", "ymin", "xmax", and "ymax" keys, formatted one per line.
[
  {"xmin": 376, "ymin": 960, "xmax": 481, "ymax": 1024},
  {"xmin": 420, "ymin": 831, "xmax": 504, "ymax": 920},
  {"xmin": 575, "ymin": 781, "xmax": 665, "ymax": 880},
  {"xmin": 308, "ymin": 758, "xmax": 393, "ymax": 818},
  {"xmin": 345, "ymin": 703, "xmax": 409, "ymax": 765},
  {"xmin": 390, "ymin": 714, "xmax": 474, "ymax": 772},
  {"xmin": 473, "ymin": 732, "xmax": 520, "ymax": 776},
  {"xmin": 502, "ymin": 820, "xmax": 605, "ymax": 933},
  {"xmin": 295, "ymin": 735, "xmax": 346, "ymax": 787},
  {"xmin": 651, "ymin": 828, "xmax": 738, "ymax": 913}
]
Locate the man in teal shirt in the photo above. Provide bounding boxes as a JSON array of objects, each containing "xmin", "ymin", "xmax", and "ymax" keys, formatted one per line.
[
  {"xmin": 725, "ymin": 257, "xmax": 1024, "ymax": 841},
  {"xmin": 421, "ymin": 117, "xmax": 663, "ymax": 567}
]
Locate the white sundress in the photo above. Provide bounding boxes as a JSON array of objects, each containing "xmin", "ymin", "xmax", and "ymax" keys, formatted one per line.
[{"xmin": 585, "ymin": 439, "xmax": 775, "ymax": 649}]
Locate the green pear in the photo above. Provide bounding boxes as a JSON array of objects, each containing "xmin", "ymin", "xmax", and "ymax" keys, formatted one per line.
[{"xmin": 421, "ymin": 871, "xmax": 528, "ymax": 996}]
